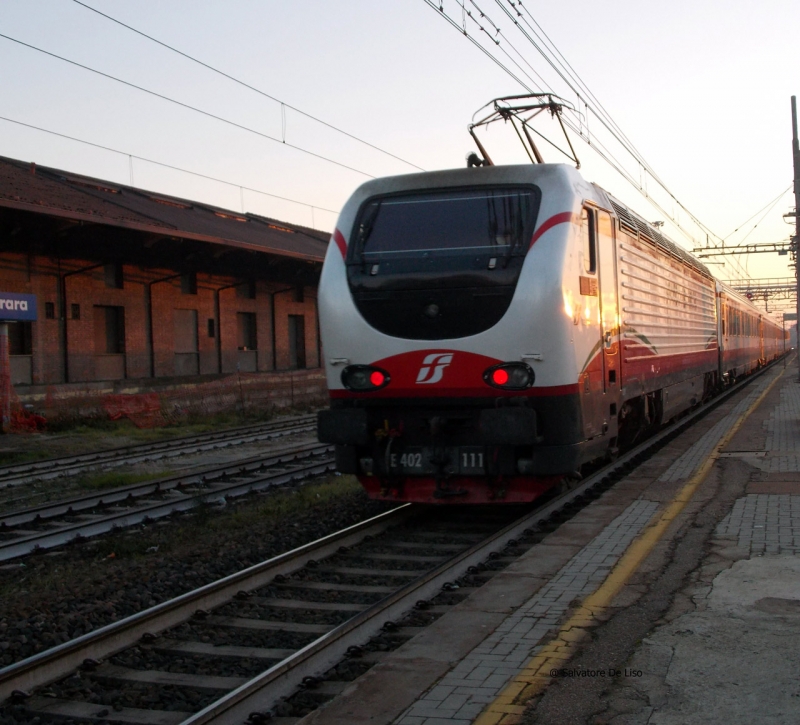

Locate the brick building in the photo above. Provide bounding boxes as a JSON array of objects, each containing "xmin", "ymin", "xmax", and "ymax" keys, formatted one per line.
[{"xmin": 0, "ymin": 155, "xmax": 330, "ymax": 416}]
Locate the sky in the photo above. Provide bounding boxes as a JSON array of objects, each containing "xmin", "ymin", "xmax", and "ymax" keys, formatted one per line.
[{"xmin": 1, "ymin": 0, "xmax": 799, "ymax": 309}]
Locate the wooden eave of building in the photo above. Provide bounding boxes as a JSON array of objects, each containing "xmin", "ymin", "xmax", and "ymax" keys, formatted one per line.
[{"xmin": 0, "ymin": 156, "xmax": 330, "ymax": 266}]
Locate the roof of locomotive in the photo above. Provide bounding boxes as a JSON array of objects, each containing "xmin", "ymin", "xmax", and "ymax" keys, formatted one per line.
[
  {"xmin": 345, "ymin": 162, "xmax": 580, "ymax": 197},
  {"xmin": 345, "ymin": 163, "xmax": 785, "ymax": 327},
  {"xmin": 346, "ymin": 163, "xmax": 713, "ymax": 279},
  {"xmin": 593, "ymin": 186, "xmax": 713, "ymax": 279}
]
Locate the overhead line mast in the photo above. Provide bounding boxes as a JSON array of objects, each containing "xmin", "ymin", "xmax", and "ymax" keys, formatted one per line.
[{"xmin": 792, "ymin": 96, "xmax": 800, "ymax": 375}]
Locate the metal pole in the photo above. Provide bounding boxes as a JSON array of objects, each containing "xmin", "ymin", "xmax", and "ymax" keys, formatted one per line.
[
  {"xmin": 0, "ymin": 323, "xmax": 9, "ymax": 432},
  {"xmin": 792, "ymin": 96, "xmax": 800, "ymax": 376}
]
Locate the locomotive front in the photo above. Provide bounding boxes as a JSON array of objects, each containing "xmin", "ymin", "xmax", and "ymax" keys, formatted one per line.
[{"xmin": 317, "ymin": 164, "xmax": 593, "ymax": 504}]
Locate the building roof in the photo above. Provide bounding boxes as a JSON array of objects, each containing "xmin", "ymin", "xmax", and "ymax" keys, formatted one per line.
[{"xmin": 0, "ymin": 156, "xmax": 330, "ymax": 263}]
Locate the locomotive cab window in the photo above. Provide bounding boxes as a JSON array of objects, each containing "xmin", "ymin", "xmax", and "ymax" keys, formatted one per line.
[
  {"xmin": 581, "ymin": 207, "xmax": 597, "ymax": 274},
  {"xmin": 346, "ymin": 185, "xmax": 541, "ymax": 340},
  {"xmin": 352, "ymin": 187, "xmax": 538, "ymax": 261}
]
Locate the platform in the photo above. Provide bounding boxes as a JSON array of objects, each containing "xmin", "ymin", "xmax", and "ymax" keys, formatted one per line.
[{"xmin": 299, "ymin": 359, "xmax": 800, "ymax": 725}]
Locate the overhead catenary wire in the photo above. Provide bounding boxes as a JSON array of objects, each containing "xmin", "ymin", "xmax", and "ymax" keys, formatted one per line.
[
  {"xmin": 438, "ymin": 0, "xmax": 711, "ymax": 233},
  {"xmin": 0, "ymin": 115, "xmax": 339, "ymax": 217},
  {"xmin": 70, "ymin": 0, "xmax": 425, "ymax": 173},
  {"xmin": 459, "ymin": 10, "xmax": 667, "ymax": 200},
  {"xmin": 728, "ymin": 187, "xmax": 792, "ymax": 249},
  {"xmin": 0, "ymin": 33, "xmax": 376, "ymax": 181},
  {"xmin": 425, "ymin": 0, "xmax": 755, "ymax": 281},
  {"xmin": 506, "ymin": 0, "xmax": 652, "ymax": 175},
  {"xmin": 494, "ymin": 0, "xmax": 756, "ymax": 281},
  {"xmin": 490, "ymin": 0, "xmax": 735, "ymax": 252},
  {"xmin": 495, "ymin": 0, "xmax": 725, "ymax": 246},
  {"xmin": 422, "ymin": 0, "xmax": 532, "ymax": 90},
  {"xmin": 432, "ymin": 1, "xmax": 687, "ymax": 228},
  {"xmin": 722, "ymin": 185, "xmax": 793, "ymax": 241}
]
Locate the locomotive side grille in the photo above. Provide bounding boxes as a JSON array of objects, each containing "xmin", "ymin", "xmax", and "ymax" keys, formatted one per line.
[
  {"xmin": 634, "ymin": 217, "xmax": 655, "ymax": 242},
  {"xmin": 618, "ymin": 240, "xmax": 718, "ymax": 363},
  {"xmin": 610, "ymin": 199, "xmax": 639, "ymax": 236},
  {"xmin": 609, "ymin": 197, "xmax": 710, "ymax": 278}
]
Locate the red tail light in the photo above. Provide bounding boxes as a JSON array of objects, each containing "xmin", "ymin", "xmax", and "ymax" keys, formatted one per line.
[
  {"xmin": 341, "ymin": 365, "xmax": 391, "ymax": 391},
  {"xmin": 491, "ymin": 368, "xmax": 509, "ymax": 385},
  {"xmin": 483, "ymin": 363, "xmax": 535, "ymax": 390}
]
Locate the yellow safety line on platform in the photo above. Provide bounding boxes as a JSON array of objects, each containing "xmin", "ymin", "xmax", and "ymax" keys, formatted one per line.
[{"xmin": 475, "ymin": 366, "xmax": 785, "ymax": 725}]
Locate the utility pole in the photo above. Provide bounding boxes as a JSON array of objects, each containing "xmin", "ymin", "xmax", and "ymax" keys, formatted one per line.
[{"xmin": 792, "ymin": 96, "xmax": 800, "ymax": 376}]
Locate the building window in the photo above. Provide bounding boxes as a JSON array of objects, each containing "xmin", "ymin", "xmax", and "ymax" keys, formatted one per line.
[
  {"xmin": 293, "ymin": 285, "xmax": 304, "ymax": 303},
  {"xmin": 207, "ymin": 318, "xmax": 216, "ymax": 338},
  {"xmin": 104, "ymin": 262, "xmax": 124, "ymax": 289},
  {"xmin": 45, "ymin": 302, "xmax": 55, "ymax": 319},
  {"xmin": 93, "ymin": 306, "xmax": 125, "ymax": 354},
  {"xmin": 8, "ymin": 322, "xmax": 32, "ymax": 355},
  {"xmin": 236, "ymin": 280, "xmax": 256, "ymax": 300},
  {"xmin": 71, "ymin": 303, "xmax": 80, "ymax": 320},
  {"xmin": 237, "ymin": 312, "xmax": 257, "ymax": 350},
  {"xmin": 181, "ymin": 271, "xmax": 197, "ymax": 295},
  {"xmin": 288, "ymin": 314, "xmax": 306, "ymax": 369}
]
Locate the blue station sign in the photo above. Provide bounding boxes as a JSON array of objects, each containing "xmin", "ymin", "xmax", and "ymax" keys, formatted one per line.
[{"xmin": 0, "ymin": 292, "xmax": 37, "ymax": 321}]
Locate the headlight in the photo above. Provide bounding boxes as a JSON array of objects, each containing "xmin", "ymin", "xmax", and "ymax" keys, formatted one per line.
[
  {"xmin": 341, "ymin": 365, "xmax": 391, "ymax": 391},
  {"xmin": 483, "ymin": 363, "xmax": 535, "ymax": 390}
]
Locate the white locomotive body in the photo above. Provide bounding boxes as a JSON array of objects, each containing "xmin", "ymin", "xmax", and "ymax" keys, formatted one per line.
[{"xmin": 317, "ymin": 163, "xmax": 784, "ymax": 504}]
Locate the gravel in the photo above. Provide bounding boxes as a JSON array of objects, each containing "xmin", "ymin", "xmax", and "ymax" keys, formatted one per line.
[
  {"xmin": 0, "ymin": 478, "xmax": 390, "ymax": 668},
  {"xmin": 168, "ymin": 622, "xmax": 318, "ymax": 651},
  {"xmin": 214, "ymin": 602, "xmax": 352, "ymax": 627},
  {"xmin": 110, "ymin": 645, "xmax": 272, "ymax": 678}
]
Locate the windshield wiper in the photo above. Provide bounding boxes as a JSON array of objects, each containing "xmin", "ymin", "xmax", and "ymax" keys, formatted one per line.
[{"xmin": 356, "ymin": 201, "xmax": 382, "ymax": 255}]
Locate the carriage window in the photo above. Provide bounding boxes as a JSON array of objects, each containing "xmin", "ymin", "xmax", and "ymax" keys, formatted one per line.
[{"xmin": 581, "ymin": 208, "xmax": 597, "ymax": 274}]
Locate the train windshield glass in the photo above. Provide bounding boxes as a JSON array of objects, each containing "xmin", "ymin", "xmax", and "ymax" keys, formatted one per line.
[{"xmin": 354, "ymin": 187, "xmax": 537, "ymax": 259}]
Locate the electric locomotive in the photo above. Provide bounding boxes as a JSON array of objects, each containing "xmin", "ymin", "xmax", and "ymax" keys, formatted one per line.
[{"xmin": 316, "ymin": 162, "xmax": 784, "ymax": 504}]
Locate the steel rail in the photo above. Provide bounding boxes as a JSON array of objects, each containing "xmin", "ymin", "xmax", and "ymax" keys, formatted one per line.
[
  {"xmin": 0, "ymin": 442, "xmax": 328, "ymax": 528},
  {"xmin": 0, "ymin": 444, "xmax": 334, "ymax": 562},
  {"xmin": 0, "ymin": 506, "xmax": 413, "ymax": 702},
  {"xmin": 0, "ymin": 414, "xmax": 316, "ymax": 488}
]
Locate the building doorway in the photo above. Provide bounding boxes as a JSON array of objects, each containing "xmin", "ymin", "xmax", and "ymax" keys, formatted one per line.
[
  {"xmin": 288, "ymin": 314, "xmax": 306, "ymax": 369},
  {"xmin": 93, "ymin": 305, "xmax": 126, "ymax": 380},
  {"xmin": 174, "ymin": 308, "xmax": 199, "ymax": 376}
]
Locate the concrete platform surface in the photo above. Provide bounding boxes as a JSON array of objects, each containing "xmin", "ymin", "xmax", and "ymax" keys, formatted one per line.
[{"xmin": 622, "ymin": 556, "xmax": 800, "ymax": 725}]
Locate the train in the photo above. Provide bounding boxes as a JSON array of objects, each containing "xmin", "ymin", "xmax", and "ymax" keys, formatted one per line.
[{"xmin": 316, "ymin": 163, "xmax": 786, "ymax": 504}]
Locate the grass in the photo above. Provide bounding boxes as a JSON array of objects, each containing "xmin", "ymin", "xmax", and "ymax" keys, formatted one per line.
[
  {"xmin": 0, "ymin": 405, "xmax": 317, "ymax": 465},
  {"xmin": 210, "ymin": 474, "xmax": 364, "ymax": 531},
  {"xmin": 48, "ymin": 408, "xmax": 282, "ymax": 439},
  {"xmin": 0, "ymin": 449, "xmax": 52, "ymax": 466},
  {"xmin": 0, "ymin": 474, "xmax": 367, "ymax": 605},
  {"xmin": 94, "ymin": 473, "xmax": 364, "ymax": 558}
]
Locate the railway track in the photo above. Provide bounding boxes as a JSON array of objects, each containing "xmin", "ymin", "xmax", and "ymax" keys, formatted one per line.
[
  {"xmin": 0, "ymin": 359, "xmax": 784, "ymax": 725},
  {"xmin": 0, "ymin": 442, "xmax": 334, "ymax": 563},
  {"xmin": 0, "ymin": 413, "xmax": 317, "ymax": 490}
]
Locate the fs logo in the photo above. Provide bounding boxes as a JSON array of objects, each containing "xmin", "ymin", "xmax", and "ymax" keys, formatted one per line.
[{"xmin": 416, "ymin": 353, "xmax": 453, "ymax": 384}]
